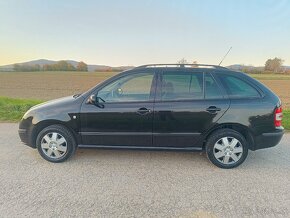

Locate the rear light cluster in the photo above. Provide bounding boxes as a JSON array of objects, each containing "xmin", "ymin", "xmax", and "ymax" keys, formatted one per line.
[{"xmin": 274, "ymin": 106, "xmax": 283, "ymax": 127}]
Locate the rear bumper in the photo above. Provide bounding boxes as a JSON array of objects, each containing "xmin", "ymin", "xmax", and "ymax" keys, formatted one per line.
[{"xmin": 254, "ymin": 128, "xmax": 284, "ymax": 150}]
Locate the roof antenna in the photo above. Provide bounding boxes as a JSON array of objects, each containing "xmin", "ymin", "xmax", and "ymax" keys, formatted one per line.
[{"xmin": 218, "ymin": 46, "xmax": 232, "ymax": 66}]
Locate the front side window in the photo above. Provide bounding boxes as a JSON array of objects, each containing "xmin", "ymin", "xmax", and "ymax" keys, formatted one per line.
[
  {"xmin": 219, "ymin": 74, "xmax": 260, "ymax": 98},
  {"xmin": 161, "ymin": 71, "xmax": 203, "ymax": 101},
  {"xmin": 97, "ymin": 72, "xmax": 154, "ymax": 102}
]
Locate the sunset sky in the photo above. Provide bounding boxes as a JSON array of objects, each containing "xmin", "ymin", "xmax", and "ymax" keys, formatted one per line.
[{"xmin": 0, "ymin": 0, "xmax": 290, "ymax": 66}]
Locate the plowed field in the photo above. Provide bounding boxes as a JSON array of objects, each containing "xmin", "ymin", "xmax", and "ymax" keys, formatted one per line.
[{"xmin": 0, "ymin": 72, "xmax": 289, "ymax": 108}]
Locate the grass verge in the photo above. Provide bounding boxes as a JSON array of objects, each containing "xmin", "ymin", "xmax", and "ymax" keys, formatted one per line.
[
  {"xmin": 283, "ymin": 109, "xmax": 290, "ymax": 131},
  {"xmin": 0, "ymin": 96, "xmax": 43, "ymax": 122},
  {"xmin": 0, "ymin": 96, "xmax": 289, "ymax": 130}
]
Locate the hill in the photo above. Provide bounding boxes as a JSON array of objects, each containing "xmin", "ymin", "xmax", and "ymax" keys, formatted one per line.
[{"xmin": 0, "ymin": 59, "xmax": 134, "ymax": 72}]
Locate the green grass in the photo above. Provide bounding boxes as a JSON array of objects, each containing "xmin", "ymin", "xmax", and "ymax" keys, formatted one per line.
[
  {"xmin": 0, "ymin": 96, "xmax": 43, "ymax": 122},
  {"xmin": 283, "ymin": 110, "xmax": 290, "ymax": 130},
  {"xmin": 0, "ymin": 96, "xmax": 289, "ymax": 130}
]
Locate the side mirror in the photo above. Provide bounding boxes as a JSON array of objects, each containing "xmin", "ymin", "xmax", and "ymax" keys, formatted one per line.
[
  {"xmin": 87, "ymin": 94, "xmax": 105, "ymax": 108},
  {"xmin": 87, "ymin": 94, "xmax": 97, "ymax": 104}
]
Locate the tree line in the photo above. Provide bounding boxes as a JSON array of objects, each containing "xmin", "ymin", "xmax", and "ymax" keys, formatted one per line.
[
  {"xmin": 13, "ymin": 61, "xmax": 88, "ymax": 72},
  {"xmin": 177, "ymin": 57, "xmax": 289, "ymax": 74},
  {"xmin": 240, "ymin": 57, "xmax": 289, "ymax": 74}
]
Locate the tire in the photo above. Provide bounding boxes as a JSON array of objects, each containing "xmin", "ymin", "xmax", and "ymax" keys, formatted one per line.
[
  {"xmin": 36, "ymin": 125, "xmax": 76, "ymax": 163},
  {"xmin": 206, "ymin": 129, "xmax": 248, "ymax": 169}
]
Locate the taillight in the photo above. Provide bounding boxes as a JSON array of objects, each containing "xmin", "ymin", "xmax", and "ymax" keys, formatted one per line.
[{"xmin": 274, "ymin": 106, "xmax": 283, "ymax": 127}]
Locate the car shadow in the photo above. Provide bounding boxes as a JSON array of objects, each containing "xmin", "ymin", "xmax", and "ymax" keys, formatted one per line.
[
  {"xmin": 25, "ymin": 143, "xmax": 289, "ymax": 171},
  {"xmin": 71, "ymin": 148, "xmax": 217, "ymax": 169}
]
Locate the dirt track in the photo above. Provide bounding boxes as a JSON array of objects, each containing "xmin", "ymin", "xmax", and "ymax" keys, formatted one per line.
[{"xmin": 0, "ymin": 72, "xmax": 117, "ymax": 100}]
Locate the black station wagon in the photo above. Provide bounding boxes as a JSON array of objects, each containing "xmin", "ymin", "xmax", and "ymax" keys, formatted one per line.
[{"xmin": 19, "ymin": 64, "xmax": 284, "ymax": 168}]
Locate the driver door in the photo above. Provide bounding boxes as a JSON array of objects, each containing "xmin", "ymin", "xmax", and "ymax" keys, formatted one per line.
[{"xmin": 80, "ymin": 70, "xmax": 156, "ymax": 147}]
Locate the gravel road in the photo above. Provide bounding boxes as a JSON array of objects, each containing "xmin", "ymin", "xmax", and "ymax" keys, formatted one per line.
[{"xmin": 0, "ymin": 123, "xmax": 289, "ymax": 218}]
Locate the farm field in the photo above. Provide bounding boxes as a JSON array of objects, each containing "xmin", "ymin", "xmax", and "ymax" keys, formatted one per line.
[
  {"xmin": 247, "ymin": 73, "xmax": 290, "ymax": 108},
  {"xmin": 249, "ymin": 73, "xmax": 290, "ymax": 80},
  {"xmin": 0, "ymin": 71, "xmax": 290, "ymax": 108},
  {"xmin": 0, "ymin": 71, "xmax": 118, "ymax": 100}
]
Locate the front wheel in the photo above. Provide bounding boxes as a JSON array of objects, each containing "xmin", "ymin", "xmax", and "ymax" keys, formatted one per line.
[
  {"xmin": 206, "ymin": 129, "xmax": 248, "ymax": 169},
  {"xmin": 36, "ymin": 125, "xmax": 76, "ymax": 163}
]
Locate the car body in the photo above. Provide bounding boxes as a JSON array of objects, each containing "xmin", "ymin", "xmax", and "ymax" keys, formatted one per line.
[{"xmin": 19, "ymin": 64, "xmax": 284, "ymax": 168}]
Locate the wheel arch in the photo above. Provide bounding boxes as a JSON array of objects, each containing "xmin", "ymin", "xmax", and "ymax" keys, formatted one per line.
[
  {"xmin": 202, "ymin": 123, "xmax": 255, "ymax": 151},
  {"xmin": 31, "ymin": 120, "xmax": 79, "ymax": 148}
]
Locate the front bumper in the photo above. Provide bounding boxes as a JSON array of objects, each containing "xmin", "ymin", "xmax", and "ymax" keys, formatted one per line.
[
  {"xmin": 18, "ymin": 128, "xmax": 35, "ymax": 148},
  {"xmin": 18, "ymin": 115, "xmax": 37, "ymax": 148},
  {"xmin": 18, "ymin": 128, "xmax": 29, "ymax": 145},
  {"xmin": 254, "ymin": 128, "xmax": 284, "ymax": 150}
]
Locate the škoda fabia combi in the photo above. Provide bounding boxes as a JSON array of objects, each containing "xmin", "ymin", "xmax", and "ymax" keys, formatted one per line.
[{"xmin": 19, "ymin": 64, "xmax": 284, "ymax": 168}]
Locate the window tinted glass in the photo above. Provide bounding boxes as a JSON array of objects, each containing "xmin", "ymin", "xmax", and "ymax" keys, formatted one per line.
[
  {"xmin": 161, "ymin": 71, "xmax": 203, "ymax": 100},
  {"xmin": 220, "ymin": 74, "xmax": 260, "ymax": 98},
  {"xmin": 205, "ymin": 74, "xmax": 223, "ymax": 99},
  {"xmin": 98, "ymin": 73, "xmax": 154, "ymax": 102}
]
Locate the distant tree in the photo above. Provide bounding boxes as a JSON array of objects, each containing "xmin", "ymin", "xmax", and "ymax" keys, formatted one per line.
[
  {"xmin": 177, "ymin": 58, "xmax": 188, "ymax": 64},
  {"xmin": 43, "ymin": 64, "xmax": 50, "ymax": 71},
  {"xmin": 265, "ymin": 57, "xmax": 284, "ymax": 73},
  {"xmin": 13, "ymin": 64, "xmax": 21, "ymax": 71},
  {"xmin": 42, "ymin": 61, "xmax": 76, "ymax": 71},
  {"xmin": 76, "ymin": 61, "xmax": 88, "ymax": 72},
  {"xmin": 191, "ymin": 60, "xmax": 198, "ymax": 67},
  {"xmin": 34, "ymin": 64, "xmax": 41, "ymax": 71},
  {"xmin": 67, "ymin": 63, "xmax": 76, "ymax": 71},
  {"xmin": 105, "ymin": 67, "xmax": 112, "ymax": 72},
  {"xmin": 57, "ymin": 60, "xmax": 75, "ymax": 71},
  {"xmin": 13, "ymin": 64, "xmax": 41, "ymax": 72},
  {"xmin": 241, "ymin": 67, "xmax": 263, "ymax": 74}
]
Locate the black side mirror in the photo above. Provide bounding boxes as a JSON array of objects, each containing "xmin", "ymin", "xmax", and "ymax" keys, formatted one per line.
[
  {"xmin": 87, "ymin": 94, "xmax": 97, "ymax": 104},
  {"xmin": 87, "ymin": 94, "xmax": 105, "ymax": 108}
]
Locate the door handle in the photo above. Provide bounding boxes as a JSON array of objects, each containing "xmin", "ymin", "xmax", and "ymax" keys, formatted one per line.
[
  {"xmin": 137, "ymin": 107, "xmax": 151, "ymax": 115},
  {"xmin": 206, "ymin": 106, "xmax": 221, "ymax": 113}
]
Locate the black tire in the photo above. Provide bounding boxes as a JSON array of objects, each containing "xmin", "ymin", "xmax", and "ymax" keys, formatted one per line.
[
  {"xmin": 206, "ymin": 128, "xmax": 248, "ymax": 169},
  {"xmin": 36, "ymin": 125, "xmax": 76, "ymax": 163}
]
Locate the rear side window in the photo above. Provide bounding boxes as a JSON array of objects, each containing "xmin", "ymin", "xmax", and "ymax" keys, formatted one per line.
[
  {"xmin": 219, "ymin": 74, "xmax": 260, "ymax": 98},
  {"xmin": 205, "ymin": 74, "xmax": 223, "ymax": 99},
  {"xmin": 161, "ymin": 71, "xmax": 203, "ymax": 100}
]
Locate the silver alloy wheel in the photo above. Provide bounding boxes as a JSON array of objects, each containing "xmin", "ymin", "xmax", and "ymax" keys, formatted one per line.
[
  {"xmin": 40, "ymin": 132, "xmax": 67, "ymax": 159},
  {"xmin": 213, "ymin": 137, "xmax": 243, "ymax": 165}
]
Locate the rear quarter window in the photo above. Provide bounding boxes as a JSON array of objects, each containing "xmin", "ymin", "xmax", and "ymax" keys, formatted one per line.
[{"xmin": 219, "ymin": 74, "xmax": 261, "ymax": 98}]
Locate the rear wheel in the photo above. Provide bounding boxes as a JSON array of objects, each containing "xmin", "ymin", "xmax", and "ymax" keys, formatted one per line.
[
  {"xmin": 36, "ymin": 125, "xmax": 76, "ymax": 163},
  {"xmin": 206, "ymin": 129, "xmax": 248, "ymax": 169}
]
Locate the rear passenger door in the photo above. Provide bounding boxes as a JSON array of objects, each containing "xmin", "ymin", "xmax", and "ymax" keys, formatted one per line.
[{"xmin": 153, "ymin": 69, "xmax": 230, "ymax": 147}]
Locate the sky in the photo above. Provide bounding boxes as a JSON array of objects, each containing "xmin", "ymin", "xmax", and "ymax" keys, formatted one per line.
[{"xmin": 0, "ymin": 0, "xmax": 290, "ymax": 67}]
